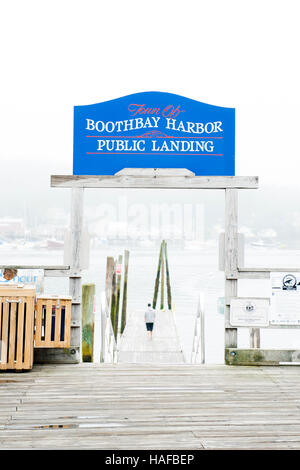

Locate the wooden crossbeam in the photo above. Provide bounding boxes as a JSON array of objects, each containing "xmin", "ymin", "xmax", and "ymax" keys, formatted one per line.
[
  {"xmin": 51, "ymin": 174, "xmax": 259, "ymax": 189},
  {"xmin": 226, "ymin": 348, "xmax": 300, "ymax": 365}
]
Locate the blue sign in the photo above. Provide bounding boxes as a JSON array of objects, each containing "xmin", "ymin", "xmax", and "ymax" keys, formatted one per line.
[{"xmin": 73, "ymin": 91, "xmax": 235, "ymax": 175}]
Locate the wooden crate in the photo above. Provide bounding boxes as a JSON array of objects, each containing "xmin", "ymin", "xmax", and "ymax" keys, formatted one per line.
[
  {"xmin": 0, "ymin": 285, "xmax": 36, "ymax": 371},
  {"xmin": 34, "ymin": 296, "xmax": 72, "ymax": 348}
]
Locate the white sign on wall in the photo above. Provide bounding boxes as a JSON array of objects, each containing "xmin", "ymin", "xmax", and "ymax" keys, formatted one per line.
[
  {"xmin": 230, "ymin": 297, "xmax": 269, "ymax": 327},
  {"xmin": 270, "ymin": 272, "xmax": 300, "ymax": 325}
]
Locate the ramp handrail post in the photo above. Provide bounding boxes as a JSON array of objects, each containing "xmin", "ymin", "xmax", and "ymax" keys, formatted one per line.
[
  {"xmin": 191, "ymin": 293, "xmax": 205, "ymax": 364},
  {"xmin": 199, "ymin": 293, "xmax": 205, "ymax": 364},
  {"xmin": 100, "ymin": 292, "xmax": 106, "ymax": 362},
  {"xmin": 100, "ymin": 291, "xmax": 118, "ymax": 363}
]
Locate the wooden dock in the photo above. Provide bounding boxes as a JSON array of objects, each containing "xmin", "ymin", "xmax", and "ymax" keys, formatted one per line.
[
  {"xmin": 2, "ymin": 364, "xmax": 300, "ymax": 449},
  {"xmin": 118, "ymin": 309, "xmax": 185, "ymax": 364}
]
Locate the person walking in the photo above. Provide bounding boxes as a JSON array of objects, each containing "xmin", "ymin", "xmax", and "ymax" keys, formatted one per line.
[{"xmin": 145, "ymin": 303, "xmax": 156, "ymax": 339}]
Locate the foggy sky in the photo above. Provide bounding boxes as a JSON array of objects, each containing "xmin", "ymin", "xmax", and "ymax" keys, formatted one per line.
[{"xmin": 1, "ymin": 0, "xmax": 300, "ymax": 221}]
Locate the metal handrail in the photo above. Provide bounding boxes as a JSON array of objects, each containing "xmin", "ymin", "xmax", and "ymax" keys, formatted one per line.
[
  {"xmin": 191, "ymin": 293, "xmax": 205, "ymax": 364},
  {"xmin": 100, "ymin": 291, "xmax": 118, "ymax": 363}
]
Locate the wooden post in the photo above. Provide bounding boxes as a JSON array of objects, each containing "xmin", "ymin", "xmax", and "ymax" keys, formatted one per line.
[
  {"xmin": 224, "ymin": 188, "xmax": 238, "ymax": 354},
  {"xmin": 199, "ymin": 293, "xmax": 205, "ymax": 364},
  {"xmin": 100, "ymin": 257, "xmax": 114, "ymax": 362},
  {"xmin": 110, "ymin": 261, "xmax": 117, "ymax": 340},
  {"xmin": 114, "ymin": 254, "xmax": 122, "ymax": 338},
  {"xmin": 153, "ymin": 242, "xmax": 163, "ymax": 309},
  {"xmin": 69, "ymin": 187, "xmax": 84, "ymax": 362},
  {"xmin": 164, "ymin": 241, "xmax": 172, "ymax": 310},
  {"xmin": 100, "ymin": 292, "xmax": 105, "ymax": 363},
  {"xmin": 120, "ymin": 250, "xmax": 129, "ymax": 334},
  {"xmin": 250, "ymin": 328, "xmax": 261, "ymax": 348},
  {"xmin": 105, "ymin": 257, "xmax": 115, "ymax": 308},
  {"xmin": 82, "ymin": 283, "xmax": 95, "ymax": 362},
  {"xmin": 160, "ymin": 249, "xmax": 165, "ymax": 310}
]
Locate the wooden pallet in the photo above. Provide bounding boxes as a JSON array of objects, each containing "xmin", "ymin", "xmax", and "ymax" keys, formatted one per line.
[
  {"xmin": 34, "ymin": 296, "xmax": 71, "ymax": 348},
  {"xmin": 0, "ymin": 286, "xmax": 36, "ymax": 371}
]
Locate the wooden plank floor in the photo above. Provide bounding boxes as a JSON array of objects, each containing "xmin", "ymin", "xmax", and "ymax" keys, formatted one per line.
[
  {"xmin": 118, "ymin": 309, "xmax": 185, "ymax": 364},
  {"xmin": 1, "ymin": 364, "xmax": 300, "ymax": 449}
]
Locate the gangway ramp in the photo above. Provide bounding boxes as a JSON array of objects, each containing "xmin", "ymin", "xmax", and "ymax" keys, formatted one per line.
[{"xmin": 118, "ymin": 309, "xmax": 185, "ymax": 364}]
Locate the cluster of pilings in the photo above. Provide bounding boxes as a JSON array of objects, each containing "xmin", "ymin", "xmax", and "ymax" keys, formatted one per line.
[
  {"xmin": 81, "ymin": 240, "xmax": 173, "ymax": 362},
  {"xmin": 81, "ymin": 250, "xmax": 130, "ymax": 362},
  {"xmin": 153, "ymin": 240, "xmax": 172, "ymax": 311},
  {"xmin": 108, "ymin": 250, "xmax": 130, "ymax": 340}
]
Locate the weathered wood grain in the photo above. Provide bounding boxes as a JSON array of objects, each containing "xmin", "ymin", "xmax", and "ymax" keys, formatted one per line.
[
  {"xmin": 224, "ymin": 188, "xmax": 238, "ymax": 350},
  {"xmin": 68, "ymin": 187, "xmax": 84, "ymax": 363},
  {"xmin": 120, "ymin": 250, "xmax": 129, "ymax": 335},
  {"xmin": 51, "ymin": 175, "xmax": 259, "ymax": 189},
  {"xmin": 0, "ymin": 287, "xmax": 36, "ymax": 371},
  {"xmin": 239, "ymin": 267, "xmax": 300, "ymax": 272},
  {"xmin": 0, "ymin": 265, "xmax": 69, "ymax": 270},
  {"xmin": 226, "ymin": 348, "xmax": 300, "ymax": 365},
  {"xmin": 1, "ymin": 364, "xmax": 300, "ymax": 449},
  {"xmin": 82, "ymin": 284, "xmax": 95, "ymax": 362},
  {"xmin": 250, "ymin": 328, "xmax": 260, "ymax": 349}
]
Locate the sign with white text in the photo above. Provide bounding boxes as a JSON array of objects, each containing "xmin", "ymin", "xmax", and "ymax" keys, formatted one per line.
[{"xmin": 73, "ymin": 92, "xmax": 235, "ymax": 175}]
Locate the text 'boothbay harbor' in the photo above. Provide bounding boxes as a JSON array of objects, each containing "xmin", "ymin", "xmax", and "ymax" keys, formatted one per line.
[
  {"xmin": 73, "ymin": 91, "xmax": 235, "ymax": 175},
  {"xmin": 86, "ymin": 116, "xmax": 223, "ymax": 153}
]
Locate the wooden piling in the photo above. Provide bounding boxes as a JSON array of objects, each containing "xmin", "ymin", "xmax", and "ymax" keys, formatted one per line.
[
  {"xmin": 105, "ymin": 257, "xmax": 115, "ymax": 309},
  {"xmin": 110, "ymin": 261, "xmax": 117, "ymax": 340},
  {"xmin": 121, "ymin": 250, "xmax": 130, "ymax": 334},
  {"xmin": 153, "ymin": 242, "xmax": 163, "ymax": 309},
  {"xmin": 82, "ymin": 283, "xmax": 95, "ymax": 362},
  {"xmin": 250, "ymin": 328, "xmax": 261, "ymax": 348},
  {"xmin": 164, "ymin": 241, "xmax": 172, "ymax": 310},
  {"xmin": 100, "ymin": 257, "xmax": 115, "ymax": 363},
  {"xmin": 114, "ymin": 254, "xmax": 123, "ymax": 339},
  {"xmin": 160, "ymin": 250, "xmax": 165, "ymax": 310}
]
